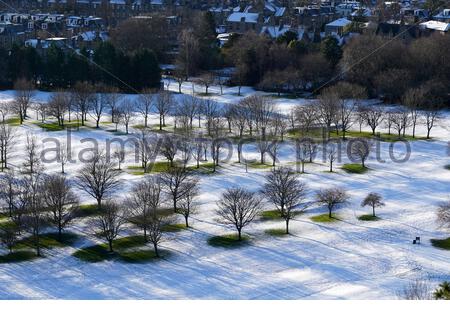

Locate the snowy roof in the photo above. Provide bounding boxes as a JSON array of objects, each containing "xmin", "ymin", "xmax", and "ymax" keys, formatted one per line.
[
  {"xmin": 326, "ymin": 18, "xmax": 352, "ymax": 28},
  {"xmin": 419, "ymin": 20, "xmax": 450, "ymax": 32},
  {"xmin": 227, "ymin": 12, "xmax": 259, "ymax": 23},
  {"xmin": 261, "ymin": 25, "xmax": 291, "ymax": 38},
  {"xmin": 433, "ymin": 9, "xmax": 450, "ymax": 19}
]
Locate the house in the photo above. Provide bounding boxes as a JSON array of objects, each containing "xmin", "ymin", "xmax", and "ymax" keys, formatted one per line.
[
  {"xmin": 325, "ymin": 17, "xmax": 351, "ymax": 36},
  {"xmin": 0, "ymin": 22, "xmax": 28, "ymax": 48},
  {"xmin": 226, "ymin": 12, "xmax": 262, "ymax": 33},
  {"xmin": 376, "ymin": 21, "xmax": 421, "ymax": 40},
  {"xmin": 434, "ymin": 9, "xmax": 450, "ymax": 22}
]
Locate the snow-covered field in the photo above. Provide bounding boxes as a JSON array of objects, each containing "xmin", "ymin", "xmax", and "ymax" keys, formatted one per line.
[{"xmin": 0, "ymin": 82, "xmax": 449, "ymax": 299}]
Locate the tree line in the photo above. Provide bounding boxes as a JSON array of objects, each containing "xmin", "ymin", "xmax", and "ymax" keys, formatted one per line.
[{"xmin": 0, "ymin": 41, "xmax": 161, "ymax": 92}]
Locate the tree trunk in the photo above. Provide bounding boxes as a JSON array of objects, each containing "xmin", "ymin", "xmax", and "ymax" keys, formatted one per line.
[
  {"xmin": 237, "ymin": 228, "xmax": 242, "ymax": 241},
  {"xmin": 185, "ymin": 215, "xmax": 189, "ymax": 228},
  {"xmin": 154, "ymin": 242, "xmax": 159, "ymax": 257},
  {"xmin": 108, "ymin": 239, "xmax": 113, "ymax": 252},
  {"xmin": 372, "ymin": 206, "xmax": 376, "ymax": 217},
  {"xmin": 285, "ymin": 219, "xmax": 289, "ymax": 234}
]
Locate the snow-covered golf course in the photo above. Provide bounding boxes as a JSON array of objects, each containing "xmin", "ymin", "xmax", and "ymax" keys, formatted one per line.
[{"xmin": 0, "ymin": 81, "xmax": 449, "ymax": 299}]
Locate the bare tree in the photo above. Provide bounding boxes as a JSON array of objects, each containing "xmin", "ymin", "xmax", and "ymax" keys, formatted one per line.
[
  {"xmin": 210, "ymin": 118, "xmax": 226, "ymax": 170},
  {"xmin": 13, "ymin": 78, "xmax": 35, "ymax": 124},
  {"xmin": 90, "ymin": 93, "xmax": 105, "ymax": 128},
  {"xmin": 230, "ymin": 103, "xmax": 248, "ymax": 139},
  {"xmin": 118, "ymin": 99, "xmax": 134, "ymax": 134},
  {"xmin": 200, "ymin": 99, "xmax": 220, "ymax": 135},
  {"xmin": 154, "ymin": 90, "xmax": 173, "ymax": 130},
  {"xmin": 35, "ymin": 102, "xmax": 48, "ymax": 123},
  {"xmin": 113, "ymin": 147, "xmax": 126, "ymax": 170},
  {"xmin": 43, "ymin": 174, "xmax": 79, "ymax": 240},
  {"xmin": 160, "ymin": 135, "xmax": 178, "ymax": 167},
  {"xmin": 48, "ymin": 91, "xmax": 71, "ymax": 127},
  {"xmin": 262, "ymin": 167, "xmax": 309, "ymax": 234},
  {"xmin": 0, "ymin": 123, "xmax": 15, "ymax": 171},
  {"xmin": 126, "ymin": 176, "xmax": 163, "ymax": 242},
  {"xmin": 72, "ymin": 81, "xmax": 95, "ymax": 126},
  {"xmin": 436, "ymin": 200, "xmax": 450, "ymax": 229},
  {"xmin": 21, "ymin": 173, "xmax": 47, "ymax": 256},
  {"xmin": 361, "ymin": 192, "xmax": 385, "ymax": 217},
  {"xmin": 90, "ymin": 200, "xmax": 126, "ymax": 252},
  {"xmin": 103, "ymin": 87, "xmax": 122, "ymax": 125},
  {"xmin": 216, "ymin": 187, "xmax": 262, "ymax": 240},
  {"xmin": 178, "ymin": 178, "xmax": 199, "ymax": 228},
  {"xmin": 399, "ymin": 279, "xmax": 431, "ymax": 300},
  {"xmin": 23, "ymin": 134, "xmax": 41, "ymax": 175},
  {"xmin": 294, "ymin": 104, "xmax": 318, "ymax": 135},
  {"xmin": 316, "ymin": 187, "xmax": 349, "ymax": 218},
  {"xmin": 0, "ymin": 224, "xmax": 18, "ymax": 253},
  {"xmin": 0, "ymin": 169, "xmax": 19, "ymax": 217},
  {"xmin": 316, "ymin": 89, "xmax": 339, "ymax": 139},
  {"xmin": 195, "ymin": 72, "xmax": 215, "ymax": 95},
  {"xmin": 0, "ymin": 101, "xmax": 11, "ymax": 123},
  {"xmin": 173, "ymin": 68, "xmax": 186, "ymax": 93},
  {"xmin": 361, "ymin": 106, "xmax": 384, "ymax": 135},
  {"xmin": 349, "ymin": 138, "xmax": 371, "ymax": 168},
  {"xmin": 76, "ymin": 151, "xmax": 121, "ymax": 209},
  {"xmin": 179, "ymin": 95, "xmax": 200, "ymax": 130},
  {"xmin": 137, "ymin": 88, "xmax": 154, "ymax": 128},
  {"xmin": 424, "ymin": 109, "xmax": 440, "ymax": 139},
  {"xmin": 59, "ymin": 142, "xmax": 70, "ymax": 174},
  {"xmin": 160, "ymin": 165, "xmax": 193, "ymax": 213},
  {"xmin": 324, "ymin": 141, "xmax": 340, "ymax": 172},
  {"xmin": 390, "ymin": 109, "xmax": 411, "ymax": 137},
  {"xmin": 137, "ymin": 128, "xmax": 159, "ymax": 173}
]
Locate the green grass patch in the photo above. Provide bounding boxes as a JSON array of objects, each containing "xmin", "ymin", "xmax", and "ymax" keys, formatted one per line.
[
  {"xmin": 342, "ymin": 163, "xmax": 369, "ymax": 174},
  {"xmin": 0, "ymin": 219, "xmax": 18, "ymax": 230},
  {"xmin": 310, "ymin": 213, "xmax": 339, "ymax": 223},
  {"xmin": 207, "ymin": 234, "xmax": 250, "ymax": 248},
  {"xmin": 287, "ymin": 129, "xmax": 426, "ymax": 142},
  {"xmin": 247, "ymin": 161, "xmax": 273, "ymax": 169},
  {"xmin": 0, "ymin": 251, "xmax": 37, "ymax": 263},
  {"xmin": 119, "ymin": 249, "xmax": 167, "ymax": 263},
  {"xmin": 261, "ymin": 210, "xmax": 282, "ymax": 221},
  {"xmin": 187, "ymin": 162, "xmax": 217, "ymax": 174},
  {"xmin": 431, "ymin": 238, "xmax": 450, "ymax": 250},
  {"xmin": 16, "ymin": 232, "xmax": 80, "ymax": 250},
  {"xmin": 4, "ymin": 117, "xmax": 21, "ymax": 126},
  {"xmin": 358, "ymin": 214, "xmax": 380, "ymax": 221},
  {"xmin": 35, "ymin": 121, "xmax": 79, "ymax": 131},
  {"xmin": 265, "ymin": 228, "xmax": 288, "ymax": 236},
  {"xmin": 73, "ymin": 235, "xmax": 167, "ymax": 263},
  {"xmin": 74, "ymin": 204, "xmax": 101, "ymax": 218},
  {"xmin": 161, "ymin": 223, "xmax": 187, "ymax": 232},
  {"xmin": 127, "ymin": 161, "xmax": 171, "ymax": 175},
  {"xmin": 72, "ymin": 243, "xmax": 114, "ymax": 262}
]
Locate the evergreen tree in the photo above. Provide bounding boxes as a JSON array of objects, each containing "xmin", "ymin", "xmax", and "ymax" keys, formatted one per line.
[
  {"xmin": 321, "ymin": 36, "xmax": 343, "ymax": 67},
  {"xmin": 130, "ymin": 49, "xmax": 161, "ymax": 90}
]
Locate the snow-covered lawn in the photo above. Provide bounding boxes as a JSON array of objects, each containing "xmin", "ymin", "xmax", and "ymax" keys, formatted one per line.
[{"xmin": 0, "ymin": 83, "xmax": 449, "ymax": 299}]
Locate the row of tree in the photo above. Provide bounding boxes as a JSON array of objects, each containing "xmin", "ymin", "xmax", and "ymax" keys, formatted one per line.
[
  {"xmin": 0, "ymin": 146, "xmax": 385, "ymax": 257},
  {"xmin": 0, "ymin": 42, "xmax": 161, "ymax": 91}
]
